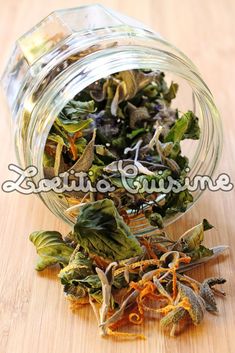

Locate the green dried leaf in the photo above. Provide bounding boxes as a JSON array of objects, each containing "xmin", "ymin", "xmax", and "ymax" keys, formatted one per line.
[
  {"xmin": 43, "ymin": 151, "xmax": 55, "ymax": 168},
  {"xmin": 126, "ymin": 127, "xmax": 146, "ymax": 140},
  {"xmin": 47, "ymin": 133, "xmax": 65, "ymax": 145},
  {"xmin": 187, "ymin": 245, "xmax": 214, "ymax": 261},
  {"xmin": 64, "ymin": 283, "xmax": 87, "ymax": 299},
  {"xmin": 56, "ymin": 117, "xmax": 93, "ymax": 134},
  {"xmin": 165, "ymin": 190, "xmax": 193, "ymax": 215},
  {"xmin": 64, "ymin": 274, "xmax": 102, "ymax": 301},
  {"xmin": 89, "ymin": 289, "xmax": 104, "ymax": 304},
  {"xmin": 73, "ymin": 199, "xmax": 143, "ymax": 260},
  {"xmin": 59, "ymin": 100, "xmax": 96, "ymax": 120},
  {"xmin": 58, "ymin": 252, "xmax": 94, "ymax": 285},
  {"xmin": 163, "ymin": 82, "xmax": 179, "ymax": 103},
  {"xmin": 88, "ymin": 164, "xmax": 104, "ymax": 183},
  {"xmin": 143, "ymin": 81, "xmax": 159, "ymax": 98},
  {"xmin": 95, "ymin": 145, "xmax": 117, "ymax": 159},
  {"xmin": 29, "ymin": 231, "xmax": 74, "ymax": 271},
  {"xmin": 78, "ymin": 274, "xmax": 101, "ymax": 289},
  {"xmin": 180, "ymin": 219, "xmax": 213, "ymax": 251},
  {"xmin": 147, "ymin": 212, "xmax": 164, "ymax": 228},
  {"xmin": 174, "ymin": 219, "xmax": 216, "ymax": 262},
  {"xmin": 164, "ymin": 111, "xmax": 200, "ymax": 143},
  {"xmin": 56, "ymin": 100, "xmax": 95, "ymax": 133},
  {"xmin": 74, "ymin": 136, "xmax": 88, "ymax": 155}
]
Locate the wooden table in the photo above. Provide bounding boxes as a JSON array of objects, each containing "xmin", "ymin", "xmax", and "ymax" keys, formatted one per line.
[{"xmin": 0, "ymin": 1, "xmax": 234, "ymax": 352}]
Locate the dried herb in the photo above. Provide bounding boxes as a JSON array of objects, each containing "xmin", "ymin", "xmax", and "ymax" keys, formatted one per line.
[
  {"xmin": 58, "ymin": 251, "xmax": 94, "ymax": 285},
  {"xmin": 29, "ymin": 231, "xmax": 74, "ymax": 271},
  {"xmin": 73, "ymin": 199, "xmax": 143, "ymax": 260},
  {"xmin": 43, "ymin": 69, "xmax": 201, "ymax": 227},
  {"xmin": 29, "ymin": 207, "xmax": 228, "ymax": 339},
  {"xmin": 30, "ymin": 68, "xmax": 228, "ymax": 340}
]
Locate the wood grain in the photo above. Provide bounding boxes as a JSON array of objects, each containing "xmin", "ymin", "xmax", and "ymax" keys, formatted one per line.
[{"xmin": 0, "ymin": 1, "xmax": 234, "ymax": 353}]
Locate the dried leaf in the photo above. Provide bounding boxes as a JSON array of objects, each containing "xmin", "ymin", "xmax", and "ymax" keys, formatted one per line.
[
  {"xmin": 29, "ymin": 231, "xmax": 73, "ymax": 271},
  {"xmin": 73, "ymin": 199, "xmax": 143, "ymax": 260},
  {"xmin": 164, "ymin": 111, "xmax": 200, "ymax": 143},
  {"xmin": 179, "ymin": 219, "xmax": 213, "ymax": 252},
  {"xmin": 127, "ymin": 103, "xmax": 150, "ymax": 129},
  {"xmin": 68, "ymin": 129, "xmax": 96, "ymax": 173},
  {"xmin": 160, "ymin": 306, "xmax": 186, "ymax": 336},
  {"xmin": 58, "ymin": 251, "xmax": 94, "ymax": 285},
  {"xmin": 199, "ymin": 277, "xmax": 226, "ymax": 313},
  {"xmin": 178, "ymin": 282, "xmax": 205, "ymax": 325}
]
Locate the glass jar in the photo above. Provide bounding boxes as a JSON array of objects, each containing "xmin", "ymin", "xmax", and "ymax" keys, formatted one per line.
[{"xmin": 1, "ymin": 4, "xmax": 222, "ymax": 233}]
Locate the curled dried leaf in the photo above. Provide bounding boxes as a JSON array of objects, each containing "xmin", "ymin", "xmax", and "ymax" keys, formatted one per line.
[
  {"xmin": 176, "ymin": 219, "xmax": 213, "ymax": 252},
  {"xmin": 111, "ymin": 70, "xmax": 159, "ymax": 115},
  {"xmin": 153, "ymin": 277, "xmax": 173, "ymax": 303},
  {"xmin": 68, "ymin": 129, "xmax": 96, "ymax": 173},
  {"xmin": 178, "ymin": 282, "xmax": 205, "ymax": 325},
  {"xmin": 160, "ymin": 251, "xmax": 180, "ymax": 268},
  {"xmin": 199, "ymin": 277, "xmax": 226, "ymax": 313},
  {"xmin": 58, "ymin": 251, "xmax": 94, "ymax": 285},
  {"xmin": 89, "ymin": 79, "xmax": 110, "ymax": 101},
  {"xmin": 160, "ymin": 306, "xmax": 187, "ymax": 336}
]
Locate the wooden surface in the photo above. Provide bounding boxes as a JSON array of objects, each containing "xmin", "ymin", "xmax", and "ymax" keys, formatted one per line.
[{"xmin": 0, "ymin": 1, "xmax": 235, "ymax": 352}]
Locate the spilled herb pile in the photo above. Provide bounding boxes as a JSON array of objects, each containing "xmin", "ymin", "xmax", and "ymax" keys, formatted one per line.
[
  {"xmin": 43, "ymin": 69, "xmax": 201, "ymax": 227},
  {"xmin": 30, "ymin": 199, "xmax": 228, "ymax": 339},
  {"xmin": 34, "ymin": 69, "xmax": 228, "ymax": 338}
]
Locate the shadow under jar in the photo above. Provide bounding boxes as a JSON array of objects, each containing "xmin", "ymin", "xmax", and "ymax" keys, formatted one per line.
[{"xmin": 1, "ymin": 4, "xmax": 222, "ymax": 234}]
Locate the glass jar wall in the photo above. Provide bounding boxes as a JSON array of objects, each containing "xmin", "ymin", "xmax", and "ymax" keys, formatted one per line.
[{"xmin": 1, "ymin": 4, "xmax": 222, "ymax": 232}]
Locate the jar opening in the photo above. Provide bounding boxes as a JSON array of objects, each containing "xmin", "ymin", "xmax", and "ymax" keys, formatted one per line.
[{"xmin": 22, "ymin": 37, "xmax": 221, "ymax": 230}]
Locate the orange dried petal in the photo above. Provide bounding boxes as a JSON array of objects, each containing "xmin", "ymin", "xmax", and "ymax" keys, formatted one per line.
[{"xmin": 129, "ymin": 312, "xmax": 143, "ymax": 325}]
